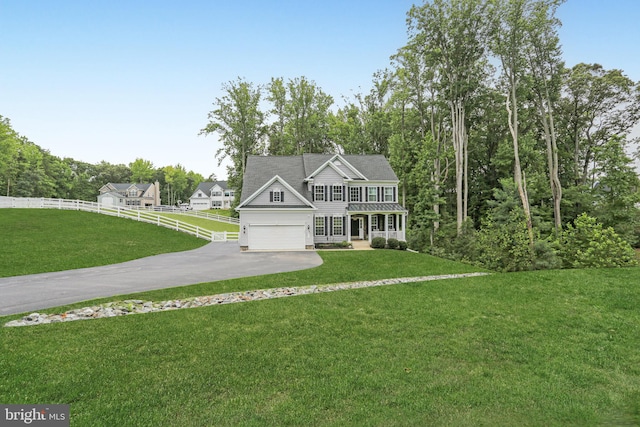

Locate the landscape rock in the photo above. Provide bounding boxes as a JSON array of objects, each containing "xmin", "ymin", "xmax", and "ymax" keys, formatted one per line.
[{"xmin": 3, "ymin": 273, "xmax": 488, "ymax": 327}]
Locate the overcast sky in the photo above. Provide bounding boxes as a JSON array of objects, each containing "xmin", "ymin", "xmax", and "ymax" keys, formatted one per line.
[{"xmin": 2, "ymin": 0, "xmax": 639, "ymax": 179}]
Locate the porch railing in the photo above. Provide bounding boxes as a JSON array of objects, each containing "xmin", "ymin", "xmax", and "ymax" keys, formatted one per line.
[{"xmin": 371, "ymin": 230, "xmax": 405, "ymax": 241}]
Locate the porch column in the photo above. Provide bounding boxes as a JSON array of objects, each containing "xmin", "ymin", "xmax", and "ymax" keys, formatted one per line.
[
  {"xmin": 347, "ymin": 213, "xmax": 351, "ymax": 243},
  {"xmin": 367, "ymin": 213, "xmax": 372, "ymax": 243},
  {"xmin": 385, "ymin": 214, "xmax": 389, "ymax": 240}
]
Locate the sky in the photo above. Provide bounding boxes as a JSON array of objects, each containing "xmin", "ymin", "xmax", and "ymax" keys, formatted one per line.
[{"xmin": 1, "ymin": 0, "xmax": 639, "ymax": 180}]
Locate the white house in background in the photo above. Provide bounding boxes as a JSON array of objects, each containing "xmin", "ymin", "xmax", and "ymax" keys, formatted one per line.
[
  {"xmin": 189, "ymin": 181, "xmax": 235, "ymax": 210},
  {"xmin": 97, "ymin": 182, "xmax": 161, "ymax": 208},
  {"xmin": 237, "ymin": 154, "xmax": 408, "ymax": 251}
]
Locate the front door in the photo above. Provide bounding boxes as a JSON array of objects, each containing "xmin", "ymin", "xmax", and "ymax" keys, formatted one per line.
[{"xmin": 350, "ymin": 217, "xmax": 364, "ymax": 239}]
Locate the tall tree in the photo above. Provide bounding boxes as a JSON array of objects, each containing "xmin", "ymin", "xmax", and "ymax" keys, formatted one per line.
[
  {"xmin": 0, "ymin": 116, "xmax": 20, "ymax": 196},
  {"xmin": 560, "ymin": 63, "xmax": 640, "ymax": 187},
  {"xmin": 129, "ymin": 158, "xmax": 155, "ymax": 183},
  {"xmin": 266, "ymin": 76, "xmax": 334, "ymax": 155},
  {"xmin": 490, "ymin": 0, "xmax": 535, "ymax": 244},
  {"xmin": 525, "ymin": 0, "xmax": 564, "ymax": 233},
  {"xmin": 407, "ymin": 0, "xmax": 490, "ymax": 234},
  {"xmin": 201, "ymin": 78, "xmax": 266, "ymax": 199}
]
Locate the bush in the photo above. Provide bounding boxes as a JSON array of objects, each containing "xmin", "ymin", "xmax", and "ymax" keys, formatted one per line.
[
  {"xmin": 557, "ymin": 213, "xmax": 638, "ymax": 268},
  {"xmin": 387, "ymin": 238, "xmax": 399, "ymax": 249},
  {"xmin": 398, "ymin": 241, "xmax": 408, "ymax": 251},
  {"xmin": 476, "ymin": 213, "xmax": 534, "ymax": 272},
  {"xmin": 371, "ymin": 237, "xmax": 386, "ymax": 249}
]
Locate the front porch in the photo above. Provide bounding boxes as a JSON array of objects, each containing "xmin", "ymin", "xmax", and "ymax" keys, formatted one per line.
[{"xmin": 347, "ymin": 205, "xmax": 408, "ymax": 244}]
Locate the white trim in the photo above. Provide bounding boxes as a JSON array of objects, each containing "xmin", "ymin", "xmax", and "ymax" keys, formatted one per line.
[
  {"xmin": 305, "ymin": 154, "xmax": 367, "ymax": 181},
  {"xmin": 236, "ymin": 175, "xmax": 316, "ymax": 210}
]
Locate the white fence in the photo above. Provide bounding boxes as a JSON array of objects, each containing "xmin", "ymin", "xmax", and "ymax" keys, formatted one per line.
[
  {"xmin": 144, "ymin": 206, "xmax": 239, "ymax": 225},
  {"xmin": 0, "ymin": 197, "xmax": 239, "ymax": 242}
]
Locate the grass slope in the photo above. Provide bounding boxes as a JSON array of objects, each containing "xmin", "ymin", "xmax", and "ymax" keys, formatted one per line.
[
  {"xmin": 0, "ymin": 209, "xmax": 207, "ymax": 277},
  {"xmin": 158, "ymin": 213, "xmax": 239, "ymax": 233}
]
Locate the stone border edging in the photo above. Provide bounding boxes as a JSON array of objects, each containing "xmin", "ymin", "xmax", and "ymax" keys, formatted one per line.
[{"xmin": 4, "ymin": 273, "xmax": 489, "ymax": 327}]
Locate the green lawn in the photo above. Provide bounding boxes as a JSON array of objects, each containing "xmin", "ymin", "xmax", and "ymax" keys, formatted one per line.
[
  {"xmin": 158, "ymin": 212, "xmax": 239, "ymax": 233},
  {"xmin": 0, "ymin": 209, "xmax": 207, "ymax": 277},
  {"xmin": 1, "ymin": 210, "xmax": 639, "ymax": 425}
]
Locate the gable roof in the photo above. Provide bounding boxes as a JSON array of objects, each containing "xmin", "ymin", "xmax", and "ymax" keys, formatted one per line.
[
  {"xmin": 191, "ymin": 181, "xmax": 230, "ymax": 196},
  {"xmin": 237, "ymin": 175, "xmax": 316, "ymax": 209},
  {"xmin": 304, "ymin": 154, "xmax": 366, "ymax": 181},
  {"xmin": 100, "ymin": 183, "xmax": 153, "ymax": 194},
  {"xmin": 240, "ymin": 154, "xmax": 399, "ymax": 205}
]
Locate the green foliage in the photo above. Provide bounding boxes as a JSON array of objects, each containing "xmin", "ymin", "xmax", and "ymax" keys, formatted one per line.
[
  {"xmin": 557, "ymin": 213, "xmax": 638, "ymax": 268},
  {"xmin": 476, "ymin": 207, "xmax": 534, "ymax": 272},
  {"xmin": 398, "ymin": 240, "xmax": 408, "ymax": 251},
  {"xmin": 371, "ymin": 237, "xmax": 387, "ymax": 249},
  {"xmin": 386, "ymin": 238, "xmax": 399, "ymax": 249},
  {"xmin": 129, "ymin": 158, "xmax": 155, "ymax": 183},
  {"xmin": 433, "ymin": 219, "xmax": 479, "ymax": 263}
]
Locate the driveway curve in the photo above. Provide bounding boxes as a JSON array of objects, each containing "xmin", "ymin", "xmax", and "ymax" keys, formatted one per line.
[{"xmin": 0, "ymin": 242, "xmax": 322, "ymax": 316}]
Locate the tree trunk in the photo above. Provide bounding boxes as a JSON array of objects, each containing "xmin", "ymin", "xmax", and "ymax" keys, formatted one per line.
[
  {"xmin": 450, "ymin": 99, "xmax": 466, "ymax": 235},
  {"xmin": 506, "ymin": 79, "xmax": 534, "ymax": 245}
]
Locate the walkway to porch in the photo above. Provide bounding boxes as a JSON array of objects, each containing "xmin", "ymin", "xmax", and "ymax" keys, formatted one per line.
[{"xmin": 350, "ymin": 239, "xmax": 373, "ymax": 250}]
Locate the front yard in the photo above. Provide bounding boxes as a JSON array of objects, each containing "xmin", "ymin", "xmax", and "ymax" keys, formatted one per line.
[{"xmin": 1, "ymin": 209, "xmax": 639, "ymax": 425}]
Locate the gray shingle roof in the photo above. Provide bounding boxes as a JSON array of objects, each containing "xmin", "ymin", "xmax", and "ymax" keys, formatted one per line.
[
  {"xmin": 109, "ymin": 183, "xmax": 152, "ymax": 192},
  {"xmin": 193, "ymin": 181, "xmax": 229, "ymax": 195},
  {"xmin": 241, "ymin": 154, "xmax": 399, "ymax": 204}
]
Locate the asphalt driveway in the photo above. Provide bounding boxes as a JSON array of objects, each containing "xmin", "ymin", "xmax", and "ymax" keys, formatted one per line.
[{"xmin": 0, "ymin": 242, "xmax": 323, "ymax": 316}]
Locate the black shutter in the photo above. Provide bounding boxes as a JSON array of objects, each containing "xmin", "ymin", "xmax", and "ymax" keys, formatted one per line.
[
  {"xmin": 329, "ymin": 185, "xmax": 333, "ymax": 202},
  {"xmin": 343, "ymin": 185, "xmax": 346, "ymax": 202},
  {"xmin": 329, "ymin": 217, "xmax": 333, "ymax": 236},
  {"xmin": 325, "ymin": 217, "xmax": 328, "ymax": 236},
  {"xmin": 281, "ymin": 191, "xmax": 284, "ymax": 202},
  {"xmin": 311, "ymin": 185, "xmax": 314, "ymax": 201},
  {"xmin": 393, "ymin": 187, "xmax": 396, "ymax": 202},
  {"xmin": 269, "ymin": 191, "xmax": 273, "ymax": 202},
  {"xmin": 325, "ymin": 185, "xmax": 328, "ymax": 202},
  {"xmin": 378, "ymin": 187, "xmax": 382, "ymax": 202}
]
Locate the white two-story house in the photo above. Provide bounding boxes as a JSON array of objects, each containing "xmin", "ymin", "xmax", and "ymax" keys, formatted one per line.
[
  {"xmin": 237, "ymin": 154, "xmax": 408, "ymax": 251},
  {"xmin": 97, "ymin": 182, "xmax": 161, "ymax": 208},
  {"xmin": 189, "ymin": 181, "xmax": 235, "ymax": 210}
]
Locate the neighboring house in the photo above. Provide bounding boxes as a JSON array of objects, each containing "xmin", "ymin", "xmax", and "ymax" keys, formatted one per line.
[
  {"xmin": 189, "ymin": 181, "xmax": 235, "ymax": 210},
  {"xmin": 237, "ymin": 153, "xmax": 408, "ymax": 251},
  {"xmin": 97, "ymin": 181, "xmax": 161, "ymax": 208}
]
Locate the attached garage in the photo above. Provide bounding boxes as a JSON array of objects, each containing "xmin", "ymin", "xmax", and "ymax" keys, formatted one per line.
[{"xmin": 248, "ymin": 224, "xmax": 305, "ymax": 251}]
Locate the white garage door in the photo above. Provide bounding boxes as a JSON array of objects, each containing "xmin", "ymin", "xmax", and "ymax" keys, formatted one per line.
[{"xmin": 249, "ymin": 225, "xmax": 305, "ymax": 250}]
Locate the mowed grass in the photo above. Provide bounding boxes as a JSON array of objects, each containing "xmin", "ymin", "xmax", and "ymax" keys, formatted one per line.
[
  {"xmin": 158, "ymin": 212, "xmax": 239, "ymax": 233},
  {"xmin": 0, "ymin": 209, "xmax": 207, "ymax": 277},
  {"xmin": 1, "ymin": 266, "xmax": 639, "ymax": 426},
  {"xmin": 1, "ymin": 210, "xmax": 639, "ymax": 425}
]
